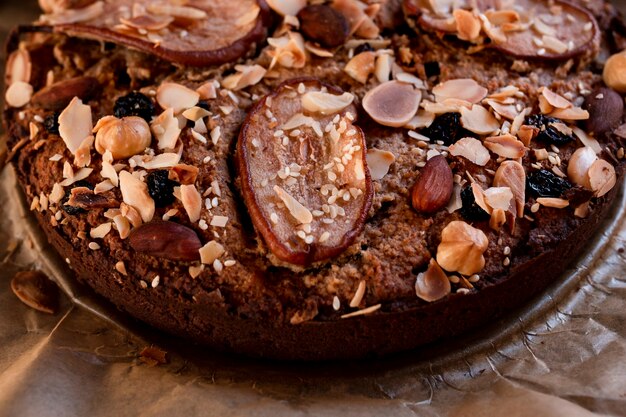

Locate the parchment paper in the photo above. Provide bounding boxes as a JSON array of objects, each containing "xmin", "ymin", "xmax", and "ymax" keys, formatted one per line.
[{"xmin": 2, "ymin": 2, "xmax": 626, "ymax": 416}]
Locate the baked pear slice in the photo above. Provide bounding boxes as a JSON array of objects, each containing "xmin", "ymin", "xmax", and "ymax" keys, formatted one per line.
[
  {"xmin": 38, "ymin": 0, "xmax": 270, "ymax": 67},
  {"xmin": 237, "ymin": 78, "xmax": 373, "ymax": 266},
  {"xmin": 404, "ymin": 0, "xmax": 599, "ymax": 61}
]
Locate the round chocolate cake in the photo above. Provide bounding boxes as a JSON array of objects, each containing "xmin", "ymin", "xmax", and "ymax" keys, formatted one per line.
[{"xmin": 3, "ymin": 0, "xmax": 626, "ymax": 360}]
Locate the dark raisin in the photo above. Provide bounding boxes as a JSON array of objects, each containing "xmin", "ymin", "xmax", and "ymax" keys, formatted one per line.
[
  {"xmin": 197, "ymin": 100, "xmax": 211, "ymax": 111},
  {"xmin": 524, "ymin": 114, "xmax": 573, "ymax": 145},
  {"xmin": 424, "ymin": 61, "xmax": 440, "ymax": 78},
  {"xmin": 423, "ymin": 113, "xmax": 463, "ymax": 146},
  {"xmin": 62, "ymin": 180, "xmax": 94, "ymax": 215},
  {"xmin": 354, "ymin": 43, "xmax": 374, "ymax": 55},
  {"xmin": 147, "ymin": 170, "xmax": 178, "ymax": 208},
  {"xmin": 526, "ymin": 169, "xmax": 572, "ymax": 198},
  {"xmin": 114, "ymin": 92, "xmax": 155, "ymax": 122},
  {"xmin": 43, "ymin": 113, "xmax": 60, "ymax": 135},
  {"xmin": 459, "ymin": 186, "xmax": 490, "ymax": 221}
]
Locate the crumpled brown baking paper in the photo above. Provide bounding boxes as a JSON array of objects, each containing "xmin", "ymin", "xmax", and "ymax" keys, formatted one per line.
[{"xmin": 2, "ymin": 2, "xmax": 626, "ymax": 415}]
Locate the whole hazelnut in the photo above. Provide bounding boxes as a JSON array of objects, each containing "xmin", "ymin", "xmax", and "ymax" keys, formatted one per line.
[
  {"xmin": 94, "ymin": 116, "xmax": 152, "ymax": 159},
  {"xmin": 603, "ymin": 52, "xmax": 626, "ymax": 93}
]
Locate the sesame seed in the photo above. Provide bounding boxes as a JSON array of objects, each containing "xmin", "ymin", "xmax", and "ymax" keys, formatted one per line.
[
  {"xmin": 332, "ymin": 296, "xmax": 340, "ymax": 311},
  {"xmin": 319, "ymin": 231, "xmax": 330, "ymax": 243},
  {"xmin": 305, "ymin": 235, "xmax": 314, "ymax": 244},
  {"xmin": 213, "ymin": 259, "xmax": 223, "ymax": 273},
  {"xmin": 224, "ymin": 260, "xmax": 236, "ymax": 267},
  {"xmin": 503, "ymin": 246, "xmax": 511, "ymax": 256},
  {"xmin": 340, "ymin": 304, "xmax": 381, "ymax": 319},
  {"xmin": 457, "ymin": 288, "xmax": 470, "ymax": 294},
  {"xmin": 503, "ymin": 257, "xmax": 511, "ymax": 266},
  {"xmin": 88, "ymin": 242, "xmax": 100, "ymax": 250},
  {"xmin": 448, "ymin": 275, "xmax": 460, "ymax": 284},
  {"xmin": 151, "ymin": 276, "xmax": 160, "ymax": 288},
  {"xmin": 468, "ymin": 274, "xmax": 480, "ymax": 283},
  {"xmin": 270, "ymin": 213, "xmax": 278, "ymax": 224}
]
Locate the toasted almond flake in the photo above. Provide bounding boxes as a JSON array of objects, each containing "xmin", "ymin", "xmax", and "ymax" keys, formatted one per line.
[
  {"xmin": 115, "ymin": 261, "xmax": 127, "ymax": 276},
  {"xmin": 151, "ymin": 108, "xmax": 181, "ymax": 150},
  {"xmin": 268, "ymin": 31, "xmax": 307, "ymax": 69},
  {"xmin": 196, "ymin": 81, "xmax": 218, "ymax": 100},
  {"xmin": 415, "ymin": 259, "xmax": 451, "ymax": 302},
  {"xmin": 571, "ymin": 126, "xmax": 602, "ymax": 154},
  {"xmin": 60, "ymin": 168, "xmax": 93, "ymax": 187},
  {"xmin": 405, "ymin": 111, "xmax": 435, "ymax": 129},
  {"xmin": 340, "ymin": 304, "xmax": 381, "ymax": 319},
  {"xmin": 489, "ymin": 208, "xmax": 507, "ymax": 231},
  {"xmin": 188, "ymin": 264, "xmax": 204, "ymax": 278},
  {"xmin": 222, "ymin": 64, "xmax": 267, "ymax": 91},
  {"xmin": 305, "ymin": 42, "xmax": 334, "ymax": 58},
  {"xmin": 49, "ymin": 183, "xmax": 65, "ymax": 205},
  {"xmin": 301, "ymin": 91, "xmax": 354, "ymax": 115},
  {"xmin": 537, "ymin": 197, "xmax": 569, "ymax": 208},
  {"xmin": 436, "ymin": 221, "xmax": 489, "ymax": 276},
  {"xmin": 494, "ymin": 161, "xmax": 525, "ymax": 217},
  {"xmin": 119, "ymin": 171, "xmax": 154, "ymax": 223},
  {"xmin": 588, "ymin": 159, "xmax": 616, "ymax": 197},
  {"xmin": 90, "ymin": 223, "xmax": 112, "ymax": 239},
  {"xmin": 5, "ymin": 81, "xmax": 33, "ymax": 108},
  {"xmin": 484, "ymin": 134, "xmax": 526, "ymax": 159},
  {"xmin": 448, "ymin": 137, "xmax": 490, "ymax": 166},
  {"xmin": 59, "ymin": 97, "xmax": 93, "ymax": 154},
  {"xmin": 182, "ymin": 106, "xmax": 211, "ymax": 122},
  {"xmin": 343, "ymin": 51, "xmax": 376, "ymax": 84},
  {"xmin": 349, "ymin": 280, "xmax": 366, "ymax": 307},
  {"xmin": 362, "ymin": 81, "xmax": 421, "ymax": 127},
  {"xmin": 540, "ymin": 87, "xmax": 572, "ymax": 109},
  {"xmin": 210, "ymin": 216, "xmax": 229, "ymax": 228},
  {"xmin": 484, "ymin": 99, "xmax": 519, "ymax": 120},
  {"xmin": 454, "ymin": 9, "xmax": 481, "ymax": 41},
  {"xmin": 484, "ymin": 187, "xmax": 513, "ymax": 211},
  {"xmin": 147, "ymin": 3, "xmax": 206, "ymax": 19},
  {"xmin": 366, "ymin": 148, "xmax": 395, "ymax": 180},
  {"xmin": 49, "ymin": 154, "xmax": 63, "ymax": 162},
  {"xmin": 180, "ymin": 184, "xmax": 202, "ymax": 223},
  {"xmin": 549, "ymin": 106, "xmax": 589, "ymax": 121},
  {"xmin": 267, "ymin": 0, "xmax": 305, "ymax": 16},
  {"xmin": 41, "ymin": 1, "xmax": 105, "ymax": 24},
  {"xmin": 375, "ymin": 54, "xmax": 393, "ymax": 83},
  {"xmin": 542, "ymin": 35, "xmax": 568, "ymax": 54},
  {"xmin": 274, "ymin": 185, "xmax": 312, "ymax": 224},
  {"xmin": 470, "ymin": 182, "xmax": 491, "ymax": 215},
  {"xmin": 433, "ymin": 79, "xmax": 487, "ymax": 104},
  {"xmin": 460, "ymin": 105, "xmax": 500, "ymax": 135},
  {"xmin": 94, "ymin": 180, "xmax": 114, "ymax": 194},
  {"xmin": 199, "ymin": 241, "xmax": 225, "ymax": 265},
  {"xmin": 6, "ymin": 49, "xmax": 31, "ymax": 86},
  {"xmin": 156, "ymin": 82, "xmax": 199, "ymax": 114}
]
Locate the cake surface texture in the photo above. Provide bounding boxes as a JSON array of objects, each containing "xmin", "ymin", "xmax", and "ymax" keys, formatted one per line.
[{"xmin": 3, "ymin": 0, "xmax": 626, "ymax": 360}]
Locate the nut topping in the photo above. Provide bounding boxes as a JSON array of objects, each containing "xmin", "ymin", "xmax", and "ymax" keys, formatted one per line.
[
  {"xmin": 493, "ymin": 161, "xmax": 526, "ymax": 217},
  {"xmin": 603, "ymin": 52, "xmax": 626, "ymax": 93},
  {"xmin": 366, "ymin": 148, "xmax": 395, "ymax": 181},
  {"xmin": 58, "ymin": 97, "xmax": 93, "ymax": 154},
  {"xmin": 297, "ymin": 4, "xmax": 349, "ymax": 48},
  {"xmin": 11, "ymin": 270, "xmax": 59, "ymax": 314},
  {"xmin": 362, "ymin": 81, "xmax": 421, "ymax": 127},
  {"xmin": 237, "ymin": 79, "xmax": 373, "ymax": 266},
  {"xmin": 156, "ymin": 82, "xmax": 200, "ymax": 114},
  {"xmin": 448, "ymin": 137, "xmax": 490, "ymax": 166},
  {"xmin": 436, "ymin": 220, "xmax": 489, "ymax": 276},
  {"xmin": 583, "ymin": 87, "xmax": 624, "ymax": 136},
  {"xmin": 411, "ymin": 155, "xmax": 453, "ymax": 214},
  {"xmin": 588, "ymin": 159, "xmax": 616, "ymax": 198},
  {"xmin": 94, "ymin": 116, "xmax": 152, "ymax": 159},
  {"xmin": 415, "ymin": 259, "xmax": 451, "ymax": 302},
  {"xmin": 5, "ymin": 81, "xmax": 33, "ymax": 108},
  {"xmin": 432, "ymin": 79, "xmax": 487, "ymax": 104},
  {"xmin": 301, "ymin": 91, "xmax": 354, "ymax": 115},
  {"xmin": 119, "ymin": 171, "xmax": 155, "ymax": 223},
  {"xmin": 129, "ymin": 221, "xmax": 202, "ymax": 261},
  {"xmin": 567, "ymin": 146, "xmax": 597, "ymax": 188}
]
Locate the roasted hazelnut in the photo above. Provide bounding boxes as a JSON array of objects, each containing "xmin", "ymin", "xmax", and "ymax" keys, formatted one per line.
[{"xmin": 94, "ymin": 116, "xmax": 152, "ymax": 159}]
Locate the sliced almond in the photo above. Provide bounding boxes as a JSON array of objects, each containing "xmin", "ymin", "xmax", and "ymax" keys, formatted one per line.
[
  {"xmin": 58, "ymin": 97, "xmax": 93, "ymax": 154},
  {"xmin": 448, "ymin": 137, "xmax": 490, "ymax": 166},
  {"xmin": 366, "ymin": 148, "xmax": 395, "ymax": 181},
  {"xmin": 540, "ymin": 87, "xmax": 572, "ymax": 109},
  {"xmin": 537, "ymin": 197, "xmax": 569, "ymax": 208},
  {"xmin": 199, "ymin": 241, "xmax": 225, "ymax": 265},
  {"xmin": 415, "ymin": 259, "xmax": 451, "ymax": 302},
  {"xmin": 405, "ymin": 111, "xmax": 435, "ymax": 129},
  {"xmin": 301, "ymin": 91, "xmax": 354, "ymax": 115},
  {"xmin": 5, "ymin": 81, "xmax": 33, "ymax": 108},
  {"xmin": 156, "ymin": 82, "xmax": 200, "ymax": 114},
  {"xmin": 362, "ymin": 81, "xmax": 421, "ymax": 127},
  {"xmin": 151, "ymin": 108, "xmax": 181, "ymax": 150},
  {"xmin": 222, "ymin": 64, "xmax": 267, "ymax": 91},
  {"xmin": 493, "ymin": 161, "xmax": 526, "ymax": 217},
  {"xmin": 432, "ymin": 79, "xmax": 487, "ymax": 104},
  {"xmin": 548, "ymin": 106, "xmax": 589, "ymax": 121},
  {"xmin": 460, "ymin": 105, "xmax": 500, "ymax": 135},
  {"xmin": 267, "ymin": 0, "xmax": 306, "ymax": 16},
  {"xmin": 268, "ymin": 31, "xmax": 307, "ymax": 69},
  {"xmin": 454, "ymin": 9, "xmax": 481, "ymax": 41},
  {"xmin": 237, "ymin": 79, "xmax": 372, "ymax": 266},
  {"xmin": 6, "ymin": 49, "xmax": 32, "ymax": 86},
  {"xmin": 343, "ymin": 51, "xmax": 376, "ymax": 84},
  {"xmin": 119, "ymin": 171, "xmax": 154, "ymax": 223},
  {"xmin": 180, "ymin": 184, "xmax": 202, "ymax": 223},
  {"xmin": 436, "ymin": 220, "xmax": 489, "ymax": 276},
  {"xmin": 484, "ymin": 134, "xmax": 526, "ymax": 159}
]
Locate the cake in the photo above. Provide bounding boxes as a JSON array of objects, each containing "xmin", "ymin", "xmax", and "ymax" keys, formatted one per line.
[{"xmin": 3, "ymin": 0, "xmax": 625, "ymax": 360}]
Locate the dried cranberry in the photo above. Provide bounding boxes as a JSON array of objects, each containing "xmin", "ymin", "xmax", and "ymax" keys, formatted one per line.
[
  {"xmin": 62, "ymin": 180, "xmax": 94, "ymax": 215},
  {"xmin": 114, "ymin": 92, "xmax": 155, "ymax": 122},
  {"xmin": 524, "ymin": 114, "xmax": 573, "ymax": 145},
  {"xmin": 526, "ymin": 169, "xmax": 572, "ymax": 198},
  {"xmin": 459, "ymin": 186, "xmax": 490, "ymax": 221},
  {"xmin": 147, "ymin": 170, "xmax": 178, "ymax": 208},
  {"xmin": 423, "ymin": 113, "xmax": 463, "ymax": 146},
  {"xmin": 43, "ymin": 113, "xmax": 60, "ymax": 135},
  {"xmin": 354, "ymin": 43, "xmax": 374, "ymax": 55}
]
